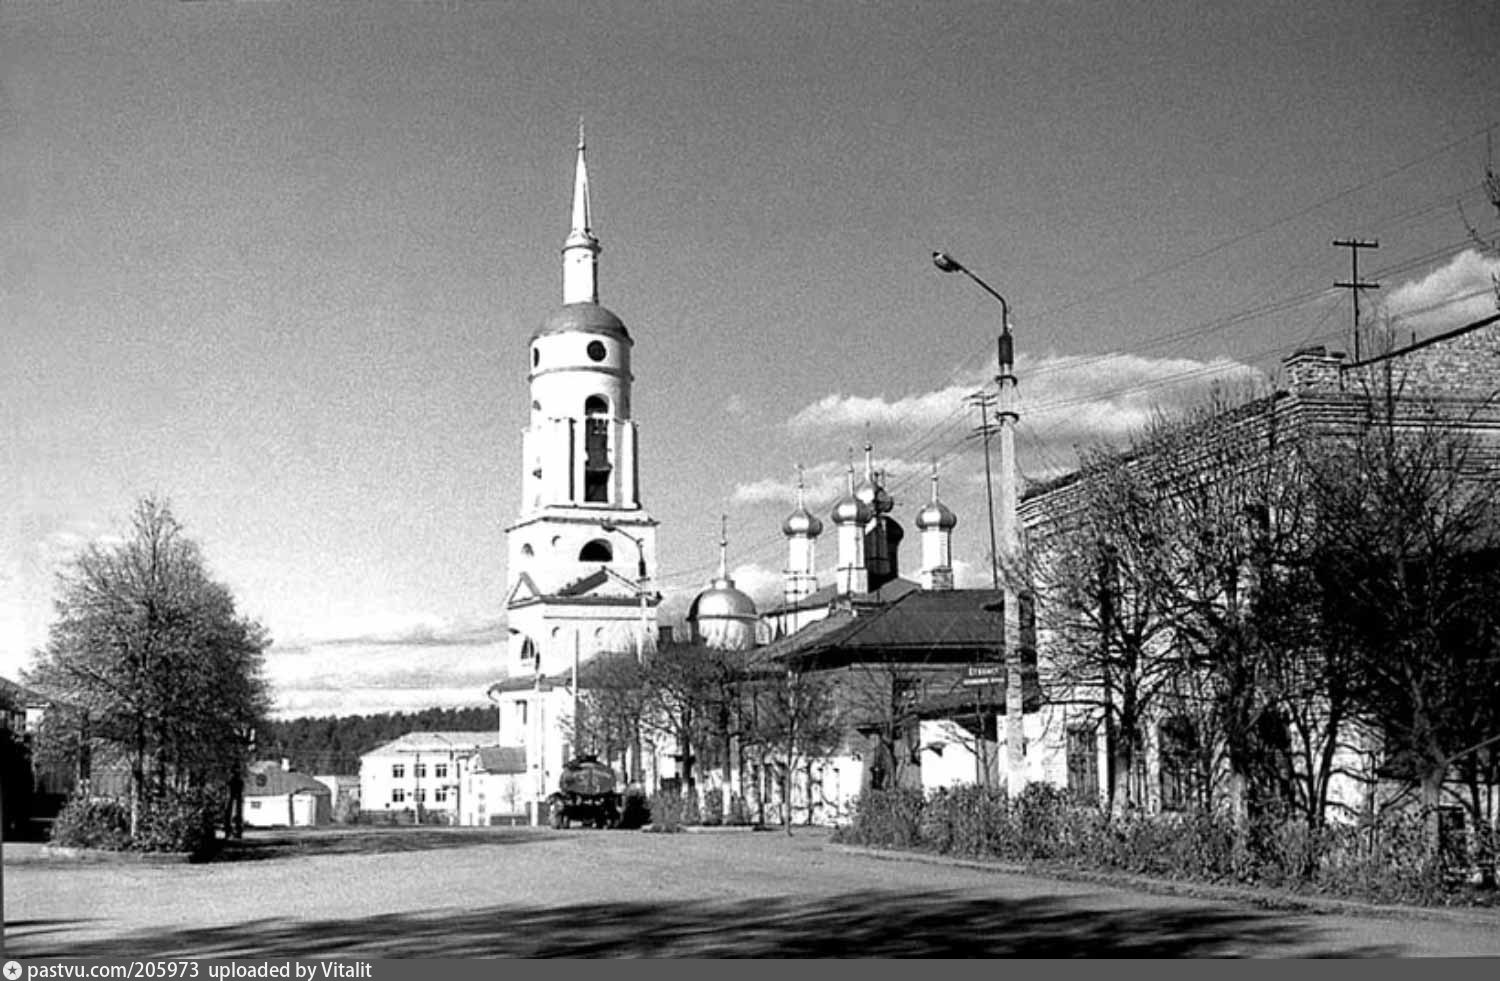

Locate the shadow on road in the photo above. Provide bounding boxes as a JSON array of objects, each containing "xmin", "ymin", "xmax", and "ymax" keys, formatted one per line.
[
  {"xmin": 216, "ymin": 827, "xmax": 550, "ymax": 862},
  {"xmin": 10, "ymin": 889, "xmax": 1398, "ymax": 957}
]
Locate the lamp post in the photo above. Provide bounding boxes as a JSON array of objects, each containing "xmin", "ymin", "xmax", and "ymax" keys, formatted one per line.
[
  {"xmin": 599, "ymin": 520, "xmax": 650, "ymax": 786},
  {"xmin": 933, "ymin": 249, "xmax": 1027, "ymax": 797},
  {"xmin": 598, "ymin": 520, "xmax": 650, "ymax": 663}
]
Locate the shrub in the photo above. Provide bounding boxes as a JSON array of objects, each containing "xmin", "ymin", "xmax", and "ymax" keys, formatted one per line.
[
  {"xmin": 701, "ymin": 788, "xmax": 724, "ymax": 826},
  {"xmin": 49, "ymin": 796, "xmax": 131, "ymax": 851},
  {"xmin": 135, "ymin": 787, "xmax": 221, "ymax": 858},
  {"xmin": 834, "ymin": 783, "xmax": 1487, "ymax": 907},
  {"xmin": 835, "ymin": 787, "xmax": 926, "ymax": 849},
  {"xmin": 645, "ymin": 792, "xmax": 689, "ymax": 832},
  {"xmin": 619, "ymin": 788, "xmax": 651, "ymax": 830}
]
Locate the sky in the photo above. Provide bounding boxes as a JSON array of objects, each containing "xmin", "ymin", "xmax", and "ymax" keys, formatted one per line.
[{"xmin": 3, "ymin": 1, "xmax": 1498, "ymax": 720}]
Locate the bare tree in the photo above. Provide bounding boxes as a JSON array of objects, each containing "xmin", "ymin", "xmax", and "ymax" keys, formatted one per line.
[
  {"xmin": 1310, "ymin": 368, "xmax": 1500, "ymax": 862},
  {"xmin": 1032, "ymin": 446, "xmax": 1186, "ymax": 814},
  {"xmin": 739, "ymin": 664, "xmax": 842, "ymax": 830}
]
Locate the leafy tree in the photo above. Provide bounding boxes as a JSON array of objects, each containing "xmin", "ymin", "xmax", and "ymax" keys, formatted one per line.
[{"xmin": 25, "ymin": 497, "xmax": 271, "ymax": 836}]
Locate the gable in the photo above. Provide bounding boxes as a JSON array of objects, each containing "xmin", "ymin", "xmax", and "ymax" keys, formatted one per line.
[{"xmin": 506, "ymin": 572, "xmax": 544, "ymax": 607}]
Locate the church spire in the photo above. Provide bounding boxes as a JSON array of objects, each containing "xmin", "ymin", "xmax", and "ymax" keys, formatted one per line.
[
  {"xmin": 717, "ymin": 513, "xmax": 729, "ymax": 582},
  {"xmin": 562, "ymin": 120, "xmax": 600, "ymax": 304}
]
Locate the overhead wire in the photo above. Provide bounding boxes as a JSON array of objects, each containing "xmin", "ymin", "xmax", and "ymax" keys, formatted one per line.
[{"xmin": 660, "ymin": 125, "xmax": 1499, "ymax": 591}]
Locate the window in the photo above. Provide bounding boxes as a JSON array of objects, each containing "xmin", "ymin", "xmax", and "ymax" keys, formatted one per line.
[
  {"xmin": 414, "ymin": 789, "xmax": 426, "ymax": 804},
  {"xmin": 414, "ymin": 764, "xmax": 427, "ymax": 780},
  {"xmin": 579, "ymin": 539, "xmax": 612, "ymax": 562},
  {"xmin": 434, "ymin": 763, "xmax": 448, "ymax": 779},
  {"xmin": 516, "ymin": 700, "xmax": 528, "ymax": 727},
  {"xmin": 248, "ymin": 800, "xmax": 262, "ymax": 811},
  {"xmin": 392, "ymin": 788, "xmax": 406, "ymax": 803},
  {"xmin": 392, "ymin": 764, "xmax": 405, "ymax": 779},
  {"xmin": 434, "ymin": 787, "xmax": 449, "ymax": 803},
  {"xmin": 532, "ymin": 347, "xmax": 540, "ymax": 367},
  {"xmin": 1159, "ymin": 716, "xmax": 1200, "ymax": 812},
  {"xmin": 584, "ymin": 418, "xmax": 611, "ymax": 501},
  {"xmin": 1066, "ymin": 725, "xmax": 1100, "ymax": 801},
  {"xmin": 586, "ymin": 340, "xmax": 606, "ymax": 362}
]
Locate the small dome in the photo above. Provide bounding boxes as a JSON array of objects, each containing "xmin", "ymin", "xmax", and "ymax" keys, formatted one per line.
[
  {"xmin": 782, "ymin": 505, "xmax": 824, "ymax": 538},
  {"xmin": 832, "ymin": 493, "xmax": 872, "ymax": 526},
  {"xmin": 689, "ymin": 579, "xmax": 759, "ymax": 621},
  {"xmin": 534, "ymin": 302, "xmax": 630, "ymax": 341},
  {"xmin": 916, "ymin": 500, "xmax": 958, "ymax": 531}
]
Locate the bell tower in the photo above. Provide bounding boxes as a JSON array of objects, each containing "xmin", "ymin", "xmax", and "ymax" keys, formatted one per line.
[{"xmin": 504, "ymin": 128, "xmax": 660, "ymax": 679}]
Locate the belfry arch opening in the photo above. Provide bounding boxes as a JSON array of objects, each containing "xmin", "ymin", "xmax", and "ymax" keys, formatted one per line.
[
  {"xmin": 579, "ymin": 539, "xmax": 613, "ymax": 562},
  {"xmin": 583, "ymin": 395, "xmax": 612, "ymax": 502}
]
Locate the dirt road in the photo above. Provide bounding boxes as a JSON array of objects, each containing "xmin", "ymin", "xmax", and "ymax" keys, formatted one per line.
[{"xmin": 6, "ymin": 826, "xmax": 1498, "ymax": 957}]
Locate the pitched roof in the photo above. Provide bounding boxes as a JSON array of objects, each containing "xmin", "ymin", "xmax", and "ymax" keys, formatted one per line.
[
  {"xmin": 364, "ymin": 731, "xmax": 499, "ymax": 757},
  {"xmin": 245, "ymin": 761, "xmax": 331, "ymax": 798},
  {"xmin": 0, "ymin": 676, "xmax": 49, "ymax": 710},
  {"xmin": 767, "ymin": 589, "xmax": 1010, "ymax": 671},
  {"xmin": 762, "ymin": 577, "xmax": 920, "ymax": 617}
]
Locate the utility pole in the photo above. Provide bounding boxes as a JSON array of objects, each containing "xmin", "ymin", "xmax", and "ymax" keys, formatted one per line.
[
  {"xmin": 993, "ymin": 329, "xmax": 1027, "ymax": 799},
  {"xmin": 1333, "ymin": 238, "xmax": 1379, "ymax": 361},
  {"xmin": 967, "ymin": 391, "xmax": 1001, "ymax": 590}
]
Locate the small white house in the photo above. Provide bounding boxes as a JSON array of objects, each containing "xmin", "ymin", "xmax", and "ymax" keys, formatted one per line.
[
  {"xmin": 244, "ymin": 760, "xmax": 333, "ymax": 828},
  {"xmin": 459, "ymin": 746, "xmax": 529, "ymax": 826}
]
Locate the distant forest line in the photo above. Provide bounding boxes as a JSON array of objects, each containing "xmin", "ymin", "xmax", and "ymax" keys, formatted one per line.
[{"xmin": 256, "ymin": 706, "xmax": 499, "ymax": 776}]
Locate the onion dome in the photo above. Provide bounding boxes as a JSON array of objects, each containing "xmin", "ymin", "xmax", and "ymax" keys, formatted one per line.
[
  {"xmin": 916, "ymin": 465, "xmax": 958, "ymax": 531},
  {"xmin": 832, "ymin": 464, "xmax": 873, "ymax": 526},
  {"xmin": 782, "ymin": 466, "xmax": 824, "ymax": 538}
]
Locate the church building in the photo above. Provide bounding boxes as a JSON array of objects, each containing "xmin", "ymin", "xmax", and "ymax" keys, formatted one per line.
[{"xmin": 488, "ymin": 132, "xmax": 662, "ymax": 817}]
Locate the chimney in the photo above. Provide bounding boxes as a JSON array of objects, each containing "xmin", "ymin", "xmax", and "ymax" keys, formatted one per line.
[{"xmin": 1283, "ymin": 346, "xmax": 1345, "ymax": 393}]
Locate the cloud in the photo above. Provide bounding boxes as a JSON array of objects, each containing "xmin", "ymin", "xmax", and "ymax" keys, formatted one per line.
[
  {"xmin": 1385, "ymin": 249, "xmax": 1500, "ymax": 334},
  {"xmin": 262, "ymin": 637, "xmax": 504, "ymax": 719},
  {"xmin": 785, "ymin": 384, "xmax": 979, "ymax": 437},
  {"xmin": 271, "ymin": 687, "xmax": 498, "ymax": 722},
  {"xmin": 283, "ymin": 612, "xmax": 508, "ymax": 648},
  {"xmin": 727, "ymin": 562, "xmax": 783, "ymax": 606},
  {"xmin": 742, "ymin": 352, "xmax": 1265, "ymax": 505}
]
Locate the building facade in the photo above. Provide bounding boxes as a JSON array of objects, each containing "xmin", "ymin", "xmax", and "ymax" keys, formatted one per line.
[
  {"xmin": 1017, "ymin": 314, "xmax": 1500, "ymax": 818},
  {"xmin": 357, "ymin": 730, "xmax": 498, "ymax": 823}
]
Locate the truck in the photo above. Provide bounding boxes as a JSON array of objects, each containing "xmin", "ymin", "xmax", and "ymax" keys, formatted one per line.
[{"xmin": 546, "ymin": 756, "xmax": 623, "ymax": 829}]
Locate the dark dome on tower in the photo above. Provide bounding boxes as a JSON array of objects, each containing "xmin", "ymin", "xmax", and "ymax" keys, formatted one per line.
[{"xmin": 534, "ymin": 302, "xmax": 631, "ymax": 341}]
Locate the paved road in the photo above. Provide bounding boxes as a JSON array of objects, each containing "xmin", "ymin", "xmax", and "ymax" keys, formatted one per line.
[{"xmin": 5, "ymin": 826, "xmax": 1499, "ymax": 957}]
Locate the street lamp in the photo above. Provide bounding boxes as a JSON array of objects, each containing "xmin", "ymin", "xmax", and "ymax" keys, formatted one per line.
[
  {"xmin": 932, "ymin": 249, "xmax": 1027, "ymax": 797},
  {"xmin": 599, "ymin": 520, "xmax": 651, "ymax": 785}
]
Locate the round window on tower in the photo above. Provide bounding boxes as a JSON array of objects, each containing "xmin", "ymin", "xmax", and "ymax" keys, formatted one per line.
[{"xmin": 586, "ymin": 340, "xmax": 607, "ymax": 362}]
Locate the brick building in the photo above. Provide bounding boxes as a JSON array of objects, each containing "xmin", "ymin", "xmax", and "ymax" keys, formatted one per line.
[{"xmin": 1017, "ymin": 313, "xmax": 1500, "ymax": 818}]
